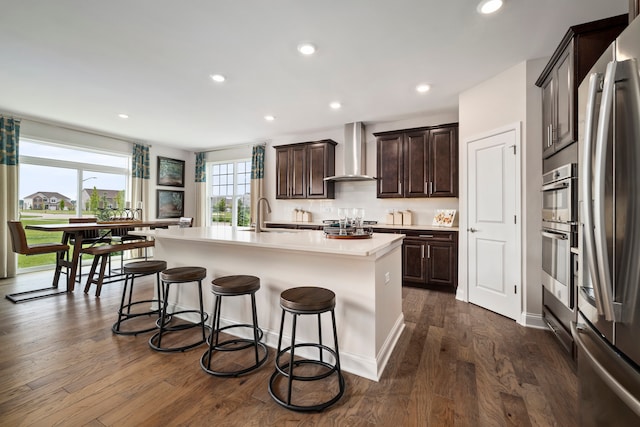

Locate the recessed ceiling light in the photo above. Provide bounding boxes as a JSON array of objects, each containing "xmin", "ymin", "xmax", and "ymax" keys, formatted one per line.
[
  {"xmin": 330, "ymin": 101, "xmax": 342, "ymax": 109},
  {"xmin": 210, "ymin": 74, "xmax": 226, "ymax": 82},
  {"xmin": 416, "ymin": 84, "xmax": 431, "ymax": 93},
  {"xmin": 118, "ymin": 113, "xmax": 129, "ymax": 119},
  {"xmin": 477, "ymin": 0, "xmax": 503, "ymax": 14},
  {"xmin": 264, "ymin": 115, "xmax": 276, "ymax": 121},
  {"xmin": 297, "ymin": 43, "xmax": 316, "ymax": 55}
]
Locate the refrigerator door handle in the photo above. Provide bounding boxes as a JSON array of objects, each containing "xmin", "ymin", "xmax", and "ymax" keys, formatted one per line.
[
  {"xmin": 572, "ymin": 322, "xmax": 640, "ymax": 418},
  {"xmin": 594, "ymin": 60, "xmax": 619, "ymax": 322},
  {"xmin": 582, "ymin": 72, "xmax": 606, "ymax": 315}
]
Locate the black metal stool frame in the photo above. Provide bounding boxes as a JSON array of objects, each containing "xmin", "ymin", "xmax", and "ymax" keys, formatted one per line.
[
  {"xmin": 112, "ymin": 266, "xmax": 166, "ymax": 336},
  {"xmin": 149, "ymin": 277, "xmax": 210, "ymax": 352},
  {"xmin": 200, "ymin": 291, "xmax": 268, "ymax": 377},
  {"xmin": 268, "ymin": 305, "xmax": 346, "ymax": 412}
]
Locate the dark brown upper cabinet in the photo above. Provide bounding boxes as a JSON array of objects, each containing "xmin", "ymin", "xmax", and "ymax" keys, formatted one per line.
[
  {"xmin": 536, "ymin": 14, "xmax": 627, "ymax": 159},
  {"xmin": 374, "ymin": 123, "xmax": 458, "ymax": 198},
  {"xmin": 274, "ymin": 140, "xmax": 336, "ymax": 199}
]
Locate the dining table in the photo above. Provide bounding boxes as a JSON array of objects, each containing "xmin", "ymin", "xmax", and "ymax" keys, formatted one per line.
[{"xmin": 26, "ymin": 220, "xmax": 180, "ymax": 292}]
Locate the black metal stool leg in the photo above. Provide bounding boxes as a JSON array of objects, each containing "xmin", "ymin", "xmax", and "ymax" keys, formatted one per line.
[
  {"xmin": 197, "ymin": 280, "xmax": 206, "ymax": 342},
  {"xmin": 317, "ymin": 312, "xmax": 323, "ymax": 363},
  {"xmin": 287, "ymin": 313, "xmax": 298, "ymax": 406},
  {"xmin": 156, "ymin": 282, "xmax": 171, "ymax": 349},
  {"xmin": 251, "ymin": 293, "xmax": 260, "ymax": 363},
  {"xmin": 114, "ymin": 273, "xmax": 131, "ymax": 331},
  {"xmin": 126, "ymin": 274, "xmax": 135, "ymax": 316}
]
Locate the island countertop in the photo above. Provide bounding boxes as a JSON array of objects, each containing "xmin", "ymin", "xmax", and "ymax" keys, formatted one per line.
[{"xmin": 132, "ymin": 226, "xmax": 404, "ymax": 257}]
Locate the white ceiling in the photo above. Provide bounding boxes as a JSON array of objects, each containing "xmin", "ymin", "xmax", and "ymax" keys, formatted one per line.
[{"xmin": 0, "ymin": 0, "xmax": 629, "ymax": 151}]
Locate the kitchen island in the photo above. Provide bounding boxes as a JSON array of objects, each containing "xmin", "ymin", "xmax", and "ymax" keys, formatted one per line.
[{"xmin": 132, "ymin": 226, "xmax": 405, "ymax": 381}]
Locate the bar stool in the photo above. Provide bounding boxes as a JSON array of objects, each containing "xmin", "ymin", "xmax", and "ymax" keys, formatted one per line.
[
  {"xmin": 268, "ymin": 286, "xmax": 346, "ymax": 412},
  {"xmin": 149, "ymin": 266, "xmax": 209, "ymax": 352},
  {"xmin": 200, "ymin": 275, "xmax": 268, "ymax": 377},
  {"xmin": 112, "ymin": 260, "xmax": 167, "ymax": 336}
]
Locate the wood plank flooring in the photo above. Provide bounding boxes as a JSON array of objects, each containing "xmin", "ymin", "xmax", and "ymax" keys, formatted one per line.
[{"xmin": 0, "ymin": 271, "xmax": 577, "ymax": 426}]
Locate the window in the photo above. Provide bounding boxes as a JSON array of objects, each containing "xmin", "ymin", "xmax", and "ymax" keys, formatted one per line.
[
  {"xmin": 209, "ymin": 160, "xmax": 251, "ymax": 228},
  {"xmin": 18, "ymin": 139, "xmax": 130, "ymax": 271}
]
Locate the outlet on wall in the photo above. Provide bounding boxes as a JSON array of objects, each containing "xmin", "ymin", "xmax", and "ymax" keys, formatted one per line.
[{"xmin": 384, "ymin": 272, "xmax": 390, "ymax": 284}]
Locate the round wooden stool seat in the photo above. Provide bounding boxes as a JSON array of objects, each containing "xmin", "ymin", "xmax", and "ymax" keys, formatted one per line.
[
  {"xmin": 201, "ymin": 274, "xmax": 267, "ymax": 377},
  {"xmin": 211, "ymin": 275, "xmax": 260, "ymax": 295},
  {"xmin": 112, "ymin": 260, "xmax": 168, "ymax": 336},
  {"xmin": 161, "ymin": 266, "xmax": 207, "ymax": 283},
  {"xmin": 280, "ymin": 286, "xmax": 336, "ymax": 313},
  {"xmin": 124, "ymin": 260, "xmax": 167, "ymax": 275}
]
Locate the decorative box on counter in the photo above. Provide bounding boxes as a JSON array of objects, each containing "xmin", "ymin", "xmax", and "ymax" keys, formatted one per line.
[{"xmin": 292, "ymin": 209, "xmax": 312, "ymax": 222}]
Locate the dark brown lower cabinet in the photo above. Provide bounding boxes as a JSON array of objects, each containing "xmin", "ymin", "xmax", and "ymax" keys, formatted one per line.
[{"xmin": 375, "ymin": 228, "xmax": 458, "ymax": 290}]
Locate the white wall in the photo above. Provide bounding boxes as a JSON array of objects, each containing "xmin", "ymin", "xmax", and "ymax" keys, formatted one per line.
[{"xmin": 458, "ymin": 59, "xmax": 546, "ymax": 327}]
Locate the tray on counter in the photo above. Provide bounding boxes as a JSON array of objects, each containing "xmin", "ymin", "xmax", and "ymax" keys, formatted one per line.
[{"xmin": 323, "ymin": 226, "xmax": 372, "ymax": 239}]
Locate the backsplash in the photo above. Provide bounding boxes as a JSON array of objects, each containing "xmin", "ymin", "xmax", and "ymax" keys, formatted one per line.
[{"xmin": 269, "ymin": 180, "xmax": 458, "ymax": 225}]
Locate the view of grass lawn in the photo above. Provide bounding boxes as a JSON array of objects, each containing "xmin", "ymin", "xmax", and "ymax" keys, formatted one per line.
[{"xmin": 17, "ymin": 212, "xmax": 97, "ymax": 270}]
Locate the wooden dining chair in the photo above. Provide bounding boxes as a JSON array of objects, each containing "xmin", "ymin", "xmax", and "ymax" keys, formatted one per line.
[
  {"xmin": 68, "ymin": 217, "xmax": 111, "ymax": 282},
  {"xmin": 6, "ymin": 221, "xmax": 72, "ymax": 303}
]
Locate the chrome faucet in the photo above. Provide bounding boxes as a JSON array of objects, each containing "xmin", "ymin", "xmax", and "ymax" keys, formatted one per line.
[{"xmin": 255, "ymin": 197, "xmax": 271, "ymax": 233}]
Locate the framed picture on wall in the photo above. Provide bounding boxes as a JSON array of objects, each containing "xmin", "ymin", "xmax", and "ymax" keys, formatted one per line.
[
  {"xmin": 157, "ymin": 156, "xmax": 185, "ymax": 187},
  {"xmin": 157, "ymin": 190, "xmax": 184, "ymax": 218}
]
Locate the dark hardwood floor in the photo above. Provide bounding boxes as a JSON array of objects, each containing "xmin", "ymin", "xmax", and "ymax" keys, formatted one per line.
[{"xmin": 0, "ymin": 271, "xmax": 577, "ymax": 426}]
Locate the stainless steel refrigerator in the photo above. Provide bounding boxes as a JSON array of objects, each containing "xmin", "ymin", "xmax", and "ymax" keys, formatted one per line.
[{"xmin": 575, "ymin": 15, "xmax": 640, "ymax": 426}]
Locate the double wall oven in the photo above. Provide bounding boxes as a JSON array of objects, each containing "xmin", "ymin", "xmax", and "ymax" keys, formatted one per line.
[{"xmin": 541, "ymin": 163, "xmax": 578, "ymax": 353}]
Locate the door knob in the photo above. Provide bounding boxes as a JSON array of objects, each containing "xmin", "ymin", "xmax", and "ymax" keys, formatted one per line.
[{"xmin": 468, "ymin": 227, "xmax": 478, "ymax": 233}]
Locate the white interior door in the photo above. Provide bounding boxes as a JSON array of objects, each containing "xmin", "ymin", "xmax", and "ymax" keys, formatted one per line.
[{"xmin": 467, "ymin": 128, "xmax": 520, "ymax": 320}]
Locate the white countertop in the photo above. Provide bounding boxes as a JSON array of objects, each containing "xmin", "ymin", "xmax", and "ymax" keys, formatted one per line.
[{"xmin": 132, "ymin": 226, "xmax": 404, "ymax": 257}]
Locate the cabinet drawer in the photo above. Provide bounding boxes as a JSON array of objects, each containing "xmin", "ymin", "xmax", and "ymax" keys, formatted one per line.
[{"xmin": 403, "ymin": 230, "xmax": 455, "ymax": 241}]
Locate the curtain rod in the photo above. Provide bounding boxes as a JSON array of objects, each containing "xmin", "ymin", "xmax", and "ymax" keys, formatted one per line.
[
  {"xmin": 1, "ymin": 110, "xmax": 150, "ymax": 147},
  {"xmin": 201, "ymin": 142, "xmax": 266, "ymax": 154}
]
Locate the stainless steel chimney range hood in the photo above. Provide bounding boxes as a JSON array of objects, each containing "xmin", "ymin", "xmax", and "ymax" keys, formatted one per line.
[{"xmin": 324, "ymin": 122, "xmax": 376, "ymax": 182}]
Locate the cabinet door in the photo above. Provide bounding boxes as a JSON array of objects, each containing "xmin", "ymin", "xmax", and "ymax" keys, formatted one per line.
[
  {"xmin": 307, "ymin": 142, "xmax": 335, "ymax": 199},
  {"xmin": 404, "ymin": 130, "xmax": 429, "ymax": 197},
  {"xmin": 541, "ymin": 76, "xmax": 555, "ymax": 158},
  {"xmin": 429, "ymin": 126, "xmax": 458, "ymax": 197},
  {"xmin": 275, "ymin": 148, "xmax": 290, "ymax": 199},
  {"xmin": 289, "ymin": 146, "xmax": 307, "ymax": 198},
  {"xmin": 426, "ymin": 241, "xmax": 456, "ymax": 288},
  {"xmin": 402, "ymin": 239, "xmax": 427, "ymax": 283},
  {"xmin": 377, "ymin": 134, "xmax": 404, "ymax": 198},
  {"xmin": 554, "ymin": 45, "xmax": 574, "ymax": 152}
]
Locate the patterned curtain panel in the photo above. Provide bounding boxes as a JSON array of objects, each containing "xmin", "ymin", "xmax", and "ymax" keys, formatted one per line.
[
  {"xmin": 250, "ymin": 144, "xmax": 265, "ymax": 226},
  {"xmin": 194, "ymin": 152, "xmax": 206, "ymax": 227},
  {"xmin": 130, "ymin": 143, "xmax": 150, "ymax": 258},
  {"xmin": 1, "ymin": 117, "xmax": 21, "ymax": 278}
]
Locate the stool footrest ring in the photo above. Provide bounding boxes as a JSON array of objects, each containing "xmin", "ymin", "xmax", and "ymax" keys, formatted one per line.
[{"xmin": 200, "ymin": 341, "xmax": 268, "ymax": 377}]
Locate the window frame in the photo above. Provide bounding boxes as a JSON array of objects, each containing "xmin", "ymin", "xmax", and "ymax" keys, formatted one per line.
[
  {"xmin": 19, "ymin": 138, "xmax": 131, "ymax": 216},
  {"xmin": 207, "ymin": 158, "xmax": 251, "ymax": 227}
]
